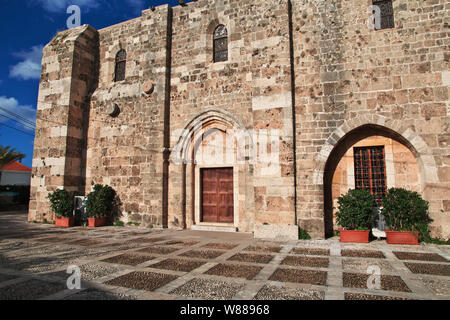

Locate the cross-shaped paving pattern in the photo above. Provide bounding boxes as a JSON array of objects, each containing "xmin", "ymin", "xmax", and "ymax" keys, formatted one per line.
[{"xmin": 0, "ymin": 212, "xmax": 449, "ymax": 300}]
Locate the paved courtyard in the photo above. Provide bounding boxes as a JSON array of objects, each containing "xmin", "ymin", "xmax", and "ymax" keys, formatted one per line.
[{"xmin": 0, "ymin": 211, "xmax": 449, "ymax": 300}]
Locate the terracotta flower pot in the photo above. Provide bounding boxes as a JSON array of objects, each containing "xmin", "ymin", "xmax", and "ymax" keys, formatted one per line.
[
  {"xmin": 55, "ymin": 216, "xmax": 74, "ymax": 228},
  {"xmin": 385, "ymin": 231, "xmax": 419, "ymax": 245},
  {"xmin": 88, "ymin": 216, "xmax": 107, "ymax": 228},
  {"xmin": 339, "ymin": 228, "xmax": 370, "ymax": 243}
]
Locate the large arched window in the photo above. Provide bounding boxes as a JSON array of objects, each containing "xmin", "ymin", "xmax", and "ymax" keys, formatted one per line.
[
  {"xmin": 114, "ymin": 49, "xmax": 127, "ymax": 82},
  {"xmin": 213, "ymin": 25, "xmax": 228, "ymax": 62}
]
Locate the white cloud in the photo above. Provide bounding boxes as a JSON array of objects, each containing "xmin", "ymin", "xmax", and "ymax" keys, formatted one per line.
[
  {"xmin": 33, "ymin": 0, "xmax": 100, "ymax": 13},
  {"xmin": 9, "ymin": 45, "xmax": 44, "ymax": 81},
  {"xmin": 0, "ymin": 96, "xmax": 37, "ymax": 131}
]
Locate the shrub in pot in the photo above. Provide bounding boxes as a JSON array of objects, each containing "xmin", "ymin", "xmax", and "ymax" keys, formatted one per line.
[
  {"xmin": 86, "ymin": 184, "xmax": 116, "ymax": 227},
  {"xmin": 381, "ymin": 188, "xmax": 431, "ymax": 245},
  {"xmin": 48, "ymin": 189, "xmax": 74, "ymax": 228},
  {"xmin": 335, "ymin": 189, "xmax": 376, "ymax": 243}
]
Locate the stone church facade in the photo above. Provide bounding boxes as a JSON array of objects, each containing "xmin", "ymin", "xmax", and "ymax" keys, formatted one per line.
[{"xmin": 29, "ymin": 0, "xmax": 450, "ymax": 240}]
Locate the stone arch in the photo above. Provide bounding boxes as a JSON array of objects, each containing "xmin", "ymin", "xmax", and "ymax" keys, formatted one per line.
[
  {"xmin": 315, "ymin": 115, "xmax": 439, "ymax": 237},
  {"xmin": 314, "ymin": 114, "xmax": 439, "ymax": 186},
  {"xmin": 171, "ymin": 109, "xmax": 253, "ymax": 165},
  {"xmin": 106, "ymin": 44, "xmax": 126, "ymax": 60},
  {"xmin": 206, "ymin": 18, "xmax": 222, "ymax": 35},
  {"xmin": 168, "ymin": 109, "xmax": 255, "ymax": 232}
]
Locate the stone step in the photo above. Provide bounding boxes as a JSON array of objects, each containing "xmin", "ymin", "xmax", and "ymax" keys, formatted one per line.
[{"xmin": 191, "ymin": 224, "xmax": 237, "ymax": 233}]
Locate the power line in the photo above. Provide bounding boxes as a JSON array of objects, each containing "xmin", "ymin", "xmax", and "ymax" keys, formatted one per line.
[
  {"xmin": 0, "ymin": 112, "xmax": 126, "ymax": 144},
  {"xmin": 0, "ymin": 113, "xmax": 35, "ymax": 130},
  {"xmin": 0, "ymin": 105, "xmax": 159, "ymax": 143},
  {"xmin": 0, "ymin": 122, "xmax": 35, "ymax": 137},
  {"xmin": 0, "ymin": 109, "xmax": 36, "ymax": 128},
  {"xmin": 0, "ymin": 104, "xmax": 157, "ymax": 128},
  {"xmin": 0, "ymin": 114, "xmax": 36, "ymax": 131},
  {"xmin": 0, "ymin": 106, "xmax": 36, "ymax": 128},
  {"xmin": 0, "ymin": 106, "xmax": 36, "ymax": 127}
]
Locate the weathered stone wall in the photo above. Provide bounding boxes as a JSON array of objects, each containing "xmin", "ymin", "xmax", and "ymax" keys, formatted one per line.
[
  {"xmin": 167, "ymin": 0, "xmax": 295, "ymax": 233},
  {"xmin": 29, "ymin": 25, "xmax": 98, "ymax": 222},
  {"xmin": 29, "ymin": 0, "xmax": 449, "ymax": 239},
  {"xmin": 292, "ymin": 0, "xmax": 449, "ymax": 238},
  {"xmin": 85, "ymin": 6, "xmax": 171, "ymax": 226}
]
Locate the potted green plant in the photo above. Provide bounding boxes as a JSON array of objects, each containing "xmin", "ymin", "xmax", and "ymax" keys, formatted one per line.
[
  {"xmin": 381, "ymin": 188, "xmax": 430, "ymax": 245},
  {"xmin": 86, "ymin": 184, "xmax": 116, "ymax": 227},
  {"xmin": 335, "ymin": 189, "xmax": 376, "ymax": 243},
  {"xmin": 48, "ymin": 189, "xmax": 74, "ymax": 228}
]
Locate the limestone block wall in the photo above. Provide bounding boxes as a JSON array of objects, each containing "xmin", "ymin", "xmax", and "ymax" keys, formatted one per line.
[
  {"xmin": 168, "ymin": 0, "xmax": 256, "ymax": 230},
  {"xmin": 249, "ymin": 0, "xmax": 296, "ymax": 228},
  {"xmin": 29, "ymin": 25, "xmax": 98, "ymax": 222},
  {"xmin": 29, "ymin": 0, "xmax": 449, "ymax": 239},
  {"xmin": 167, "ymin": 0, "xmax": 296, "ymax": 233},
  {"xmin": 292, "ymin": 0, "xmax": 449, "ymax": 238},
  {"xmin": 85, "ymin": 6, "xmax": 171, "ymax": 227}
]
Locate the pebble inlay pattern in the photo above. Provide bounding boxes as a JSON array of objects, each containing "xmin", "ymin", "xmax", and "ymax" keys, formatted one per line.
[{"xmin": 0, "ymin": 212, "xmax": 448, "ymax": 300}]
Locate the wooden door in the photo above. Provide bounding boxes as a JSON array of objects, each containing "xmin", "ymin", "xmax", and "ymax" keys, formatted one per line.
[{"xmin": 201, "ymin": 168, "xmax": 233, "ymax": 223}]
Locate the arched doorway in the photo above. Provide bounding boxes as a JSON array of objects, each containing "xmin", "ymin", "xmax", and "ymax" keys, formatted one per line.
[
  {"xmin": 169, "ymin": 109, "xmax": 254, "ymax": 232},
  {"xmin": 323, "ymin": 124, "xmax": 423, "ymax": 237}
]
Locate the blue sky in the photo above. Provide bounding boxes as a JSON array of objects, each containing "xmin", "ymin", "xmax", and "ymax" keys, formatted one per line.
[{"xmin": 0, "ymin": 0, "xmax": 182, "ymax": 167}]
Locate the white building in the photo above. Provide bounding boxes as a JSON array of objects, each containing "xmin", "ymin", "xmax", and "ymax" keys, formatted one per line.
[{"xmin": 0, "ymin": 161, "xmax": 32, "ymax": 186}]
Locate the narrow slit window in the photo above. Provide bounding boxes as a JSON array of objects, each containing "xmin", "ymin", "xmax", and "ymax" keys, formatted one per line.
[
  {"xmin": 114, "ymin": 49, "xmax": 127, "ymax": 82},
  {"xmin": 372, "ymin": 0, "xmax": 395, "ymax": 30},
  {"xmin": 354, "ymin": 146, "xmax": 387, "ymax": 206},
  {"xmin": 213, "ymin": 25, "xmax": 228, "ymax": 63}
]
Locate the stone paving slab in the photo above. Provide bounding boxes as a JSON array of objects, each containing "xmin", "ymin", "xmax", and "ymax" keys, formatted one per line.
[
  {"xmin": 63, "ymin": 287, "xmax": 137, "ymax": 300},
  {"xmin": 343, "ymin": 272, "xmax": 411, "ymax": 292},
  {"xmin": 344, "ymin": 292, "xmax": 408, "ymax": 300},
  {"xmin": 204, "ymin": 263, "xmax": 263, "ymax": 280},
  {"xmin": 0, "ymin": 278, "xmax": 66, "ymax": 300},
  {"xmin": 281, "ymin": 255, "xmax": 329, "ymax": 268},
  {"xmin": 393, "ymin": 251, "xmax": 448, "ymax": 262},
  {"xmin": 169, "ymin": 278, "xmax": 244, "ymax": 300},
  {"xmin": 404, "ymin": 262, "xmax": 450, "ymax": 276},
  {"xmin": 243, "ymin": 245, "xmax": 283, "ymax": 253},
  {"xmin": 253, "ymin": 284, "xmax": 325, "ymax": 300},
  {"xmin": 227, "ymin": 253, "xmax": 275, "ymax": 264},
  {"xmin": 269, "ymin": 268, "xmax": 328, "ymax": 286},
  {"xmin": 149, "ymin": 258, "xmax": 207, "ymax": 272},
  {"xmin": 104, "ymin": 271, "xmax": 178, "ymax": 291},
  {"xmin": 290, "ymin": 247, "xmax": 330, "ymax": 256},
  {"xmin": 341, "ymin": 249, "xmax": 386, "ymax": 259},
  {"xmin": 179, "ymin": 249, "xmax": 226, "ymax": 259},
  {"xmin": 0, "ymin": 212, "xmax": 449, "ymax": 300},
  {"xmin": 342, "ymin": 258, "xmax": 397, "ymax": 274}
]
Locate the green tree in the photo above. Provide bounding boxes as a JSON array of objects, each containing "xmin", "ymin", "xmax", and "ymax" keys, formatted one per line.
[{"xmin": 0, "ymin": 145, "xmax": 26, "ymax": 182}]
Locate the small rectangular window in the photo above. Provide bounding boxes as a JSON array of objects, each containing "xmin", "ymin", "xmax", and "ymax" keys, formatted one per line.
[
  {"xmin": 115, "ymin": 61, "xmax": 126, "ymax": 82},
  {"xmin": 213, "ymin": 25, "xmax": 228, "ymax": 63},
  {"xmin": 354, "ymin": 146, "xmax": 387, "ymax": 206},
  {"xmin": 373, "ymin": 0, "xmax": 395, "ymax": 30},
  {"xmin": 114, "ymin": 49, "xmax": 127, "ymax": 82}
]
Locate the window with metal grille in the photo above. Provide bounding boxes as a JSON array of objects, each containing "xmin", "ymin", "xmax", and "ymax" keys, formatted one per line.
[
  {"xmin": 114, "ymin": 49, "xmax": 127, "ymax": 82},
  {"xmin": 372, "ymin": 0, "xmax": 395, "ymax": 30},
  {"xmin": 213, "ymin": 25, "xmax": 228, "ymax": 63},
  {"xmin": 354, "ymin": 146, "xmax": 387, "ymax": 206}
]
